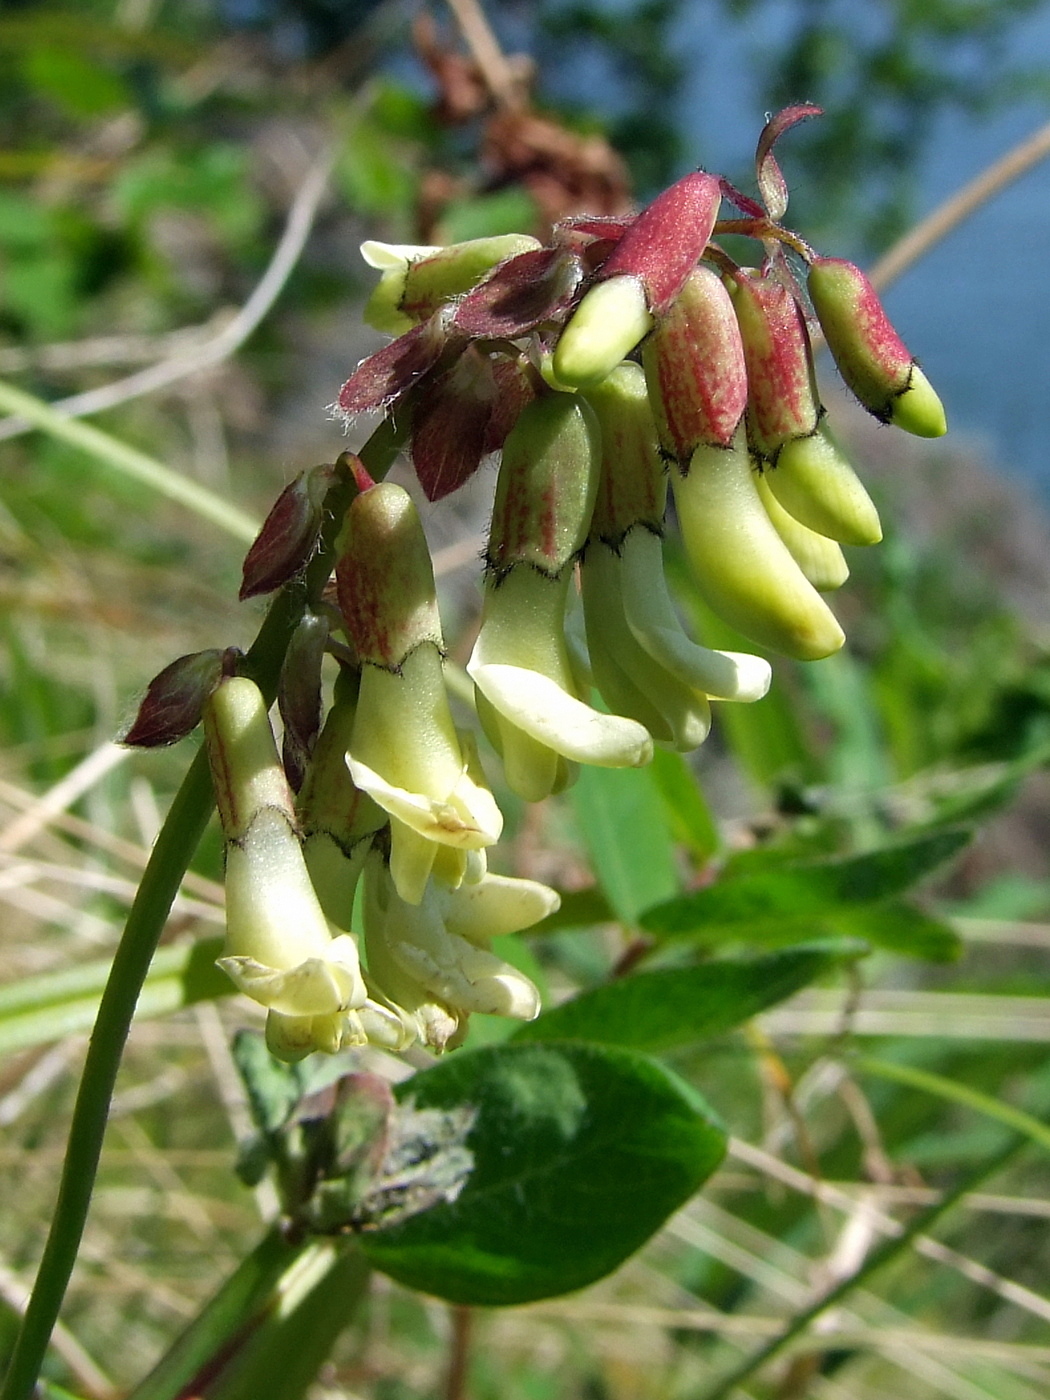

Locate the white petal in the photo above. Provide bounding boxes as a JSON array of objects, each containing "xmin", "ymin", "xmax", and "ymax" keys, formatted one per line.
[
  {"xmin": 347, "ymin": 755, "xmax": 501, "ymax": 848},
  {"xmin": 219, "ymin": 945, "xmax": 364, "ymax": 1017},
  {"xmin": 470, "ymin": 663, "xmax": 652, "ymax": 768},
  {"xmin": 440, "ymin": 873, "xmax": 560, "ymax": 943},
  {"xmin": 359, "ymin": 239, "xmax": 440, "ymax": 269},
  {"xmin": 620, "ymin": 531, "xmax": 772, "ymax": 702}
]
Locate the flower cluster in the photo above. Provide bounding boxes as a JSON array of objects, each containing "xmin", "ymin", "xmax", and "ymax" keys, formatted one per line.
[{"xmin": 128, "ymin": 106, "xmax": 945, "ymax": 1061}]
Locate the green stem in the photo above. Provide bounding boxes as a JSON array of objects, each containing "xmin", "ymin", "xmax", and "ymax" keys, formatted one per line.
[
  {"xmin": 0, "ymin": 749, "xmax": 215, "ymax": 1400},
  {"xmin": 0, "ymin": 378, "xmax": 260, "ymax": 543},
  {"xmin": 693, "ymin": 1135, "xmax": 1025, "ymax": 1400},
  {"xmin": 0, "ymin": 420, "xmax": 404, "ymax": 1400}
]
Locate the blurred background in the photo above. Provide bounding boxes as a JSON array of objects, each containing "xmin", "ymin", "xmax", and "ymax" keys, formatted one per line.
[{"xmin": 4, "ymin": 2, "xmax": 1050, "ymax": 1398}]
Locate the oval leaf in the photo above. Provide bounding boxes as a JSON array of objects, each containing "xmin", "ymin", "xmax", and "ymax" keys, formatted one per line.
[
  {"xmin": 640, "ymin": 828, "xmax": 971, "ymax": 942},
  {"xmin": 363, "ymin": 1041, "xmax": 725, "ymax": 1305},
  {"xmin": 511, "ymin": 945, "xmax": 852, "ymax": 1052}
]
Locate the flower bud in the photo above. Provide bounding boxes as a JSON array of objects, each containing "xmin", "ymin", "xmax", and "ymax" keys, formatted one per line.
[
  {"xmin": 592, "ymin": 169, "xmax": 722, "ymax": 315},
  {"xmin": 617, "ymin": 528, "xmax": 772, "ymax": 703},
  {"xmin": 726, "ymin": 269, "xmax": 820, "ymax": 459},
  {"xmin": 807, "ymin": 257, "xmax": 946, "ymax": 437},
  {"xmin": 580, "ymin": 363, "xmax": 768, "ymax": 746},
  {"xmin": 202, "ymin": 676, "xmax": 367, "ymax": 1059},
  {"xmin": 239, "ymin": 464, "xmax": 335, "ymax": 601},
  {"xmin": 755, "ymin": 472, "xmax": 849, "ymax": 592},
  {"xmin": 583, "ymin": 543, "xmax": 712, "ymax": 751},
  {"xmin": 122, "ymin": 647, "xmax": 229, "ymax": 748},
  {"xmin": 642, "ymin": 265, "xmax": 748, "ymax": 460},
  {"xmin": 671, "ymin": 432, "xmax": 845, "ymax": 660},
  {"xmin": 360, "ymin": 235, "xmax": 540, "ymax": 332},
  {"xmin": 400, "ymin": 235, "xmax": 541, "ymax": 320},
  {"xmin": 337, "ymin": 484, "xmax": 502, "ymax": 903},
  {"xmin": 551, "ymin": 275, "xmax": 654, "ymax": 390},
  {"xmin": 767, "ymin": 425, "xmax": 882, "ymax": 546}
]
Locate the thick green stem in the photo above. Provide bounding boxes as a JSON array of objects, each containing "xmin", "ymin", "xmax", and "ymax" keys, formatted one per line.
[{"xmin": 0, "ymin": 418, "xmax": 404, "ymax": 1400}]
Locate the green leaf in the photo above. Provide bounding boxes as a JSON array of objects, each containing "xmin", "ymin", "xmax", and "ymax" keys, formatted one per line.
[
  {"xmin": 22, "ymin": 46, "xmax": 131, "ymax": 117},
  {"xmin": 363, "ymin": 1042, "xmax": 725, "ymax": 1304},
  {"xmin": 832, "ymin": 901, "xmax": 961, "ymax": 962},
  {"xmin": 649, "ymin": 748, "xmax": 720, "ymax": 860},
  {"xmin": 0, "ymin": 937, "xmax": 231, "ymax": 1058},
  {"xmin": 511, "ymin": 945, "xmax": 852, "ymax": 1051},
  {"xmin": 570, "ymin": 763, "xmax": 679, "ymax": 922},
  {"xmin": 640, "ymin": 828, "xmax": 971, "ymax": 943}
]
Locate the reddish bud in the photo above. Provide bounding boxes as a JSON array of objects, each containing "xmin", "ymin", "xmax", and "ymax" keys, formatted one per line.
[
  {"xmin": 807, "ymin": 257, "xmax": 947, "ymax": 436},
  {"xmin": 122, "ymin": 648, "xmax": 233, "ymax": 747},
  {"xmin": 240, "ymin": 465, "xmax": 335, "ymax": 601},
  {"xmin": 642, "ymin": 265, "xmax": 748, "ymax": 460},
  {"xmin": 727, "ymin": 269, "xmax": 819, "ymax": 459},
  {"xmin": 595, "ymin": 170, "xmax": 722, "ymax": 315},
  {"xmin": 336, "ymin": 312, "xmax": 453, "ymax": 419},
  {"xmin": 452, "ymin": 247, "xmax": 582, "ymax": 339}
]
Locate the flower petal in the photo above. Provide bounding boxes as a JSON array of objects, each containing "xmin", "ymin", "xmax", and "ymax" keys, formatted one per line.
[{"xmin": 470, "ymin": 662, "xmax": 653, "ymax": 768}]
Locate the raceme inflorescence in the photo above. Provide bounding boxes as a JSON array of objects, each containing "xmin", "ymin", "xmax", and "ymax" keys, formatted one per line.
[{"xmin": 126, "ymin": 106, "xmax": 945, "ymax": 1061}]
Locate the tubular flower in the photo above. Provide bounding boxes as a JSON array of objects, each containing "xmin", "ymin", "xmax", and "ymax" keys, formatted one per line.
[
  {"xmin": 362, "ymin": 852, "xmax": 552, "ymax": 1051},
  {"xmin": 581, "ymin": 363, "xmax": 769, "ymax": 750},
  {"xmin": 467, "ymin": 391, "xmax": 653, "ymax": 802},
  {"xmin": 336, "ymin": 482, "xmax": 502, "ymax": 904},
  {"xmin": 672, "ymin": 430, "xmax": 846, "ymax": 661},
  {"xmin": 202, "ymin": 675, "xmax": 368, "ymax": 1060}
]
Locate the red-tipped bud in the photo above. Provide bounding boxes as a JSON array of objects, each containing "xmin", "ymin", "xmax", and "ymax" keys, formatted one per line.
[
  {"xmin": 807, "ymin": 257, "xmax": 947, "ymax": 437},
  {"xmin": 239, "ymin": 464, "xmax": 335, "ymax": 600},
  {"xmin": 642, "ymin": 265, "xmax": 748, "ymax": 460},
  {"xmin": 486, "ymin": 393, "xmax": 600, "ymax": 578},
  {"xmin": 336, "ymin": 312, "xmax": 454, "ymax": 419},
  {"xmin": 335, "ymin": 484, "xmax": 444, "ymax": 669},
  {"xmin": 452, "ymin": 247, "xmax": 582, "ymax": 339},
  {"xmin": 122, "ymin": 648, "xmax": 232, "ymax": 747},
  {"xmin": 596, "ymin": 170, "xmax": 722, "ymax": 315},
  {"xmin": 727, "ymin": 269, "xmax": 820, "ymax": 459}
]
